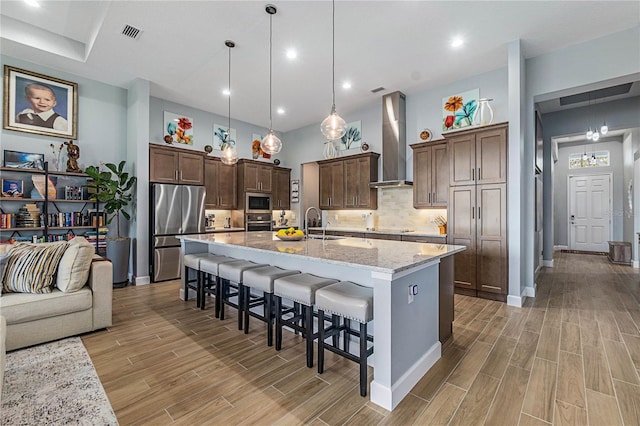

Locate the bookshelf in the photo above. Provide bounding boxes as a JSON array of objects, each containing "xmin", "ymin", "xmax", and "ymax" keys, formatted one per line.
[{"xmin": 0, "ymin": 162, "xmax": 105, "ymax": 254}]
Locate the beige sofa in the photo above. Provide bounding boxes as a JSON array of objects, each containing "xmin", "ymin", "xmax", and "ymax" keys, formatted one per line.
[{"xmin": 0, "ymin": 256, "xmax": 113, "ymax": 351}]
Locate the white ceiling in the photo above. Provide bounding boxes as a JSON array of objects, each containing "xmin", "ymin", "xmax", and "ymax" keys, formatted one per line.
[{"xmin": 1, "ymin": 0, "xmax": 639, "ymax": 133}]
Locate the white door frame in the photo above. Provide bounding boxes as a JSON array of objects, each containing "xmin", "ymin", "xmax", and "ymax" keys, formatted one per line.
[{"xmin": 567, "ymin": 172, "xmax": 613, "ymax": 251}]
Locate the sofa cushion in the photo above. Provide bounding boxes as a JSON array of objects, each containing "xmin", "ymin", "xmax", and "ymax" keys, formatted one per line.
[
  {"xmin": 2, "ymin": 241, "xmax": 69, "ymax": 294},
  {"xmin": 0, "ymin": 287, "xmax": 92, "ymax": 325},
  {"xmin": 57, "ymin": 237, "xmax": 95, "ymax": 293}
]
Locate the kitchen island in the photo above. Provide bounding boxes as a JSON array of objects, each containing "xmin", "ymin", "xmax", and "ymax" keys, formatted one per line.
[{"xmin": 179, "ymin": 231, "xmax": 465, "ymax": 411}]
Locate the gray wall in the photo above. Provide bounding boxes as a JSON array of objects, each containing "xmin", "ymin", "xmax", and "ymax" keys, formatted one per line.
[{"xmin": 554, "ymin": 139, "xmax": 623, "ymax": 246}]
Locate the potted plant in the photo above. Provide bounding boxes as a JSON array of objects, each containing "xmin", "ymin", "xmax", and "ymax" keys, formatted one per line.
[{"xmin": 85, "ymin": 160, "xmax": 136, "ymax": 287}]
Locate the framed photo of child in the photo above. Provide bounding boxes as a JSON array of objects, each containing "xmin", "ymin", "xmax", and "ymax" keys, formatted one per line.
[
  {"xmin": 3, "ymin": 65, "xmax": 78, "ymax": 139},
  {"xmin": 1, "ymin": 178, "xmax": 24, "ymax": 198}
]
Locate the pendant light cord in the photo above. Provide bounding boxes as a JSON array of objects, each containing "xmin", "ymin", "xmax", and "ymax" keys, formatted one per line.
[
  {"xmin": 228, "ymin": 44, "xmax": 231, "ymax": 135},
  {"xmin": 269, "ymin": 12, "xmax": 273, "ymax": 130},
  {"xmin": 331, "ymin": 0, "xmax": 336, "ymax": 110}
]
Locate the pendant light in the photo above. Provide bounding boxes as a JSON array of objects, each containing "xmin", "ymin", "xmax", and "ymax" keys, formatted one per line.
[
  {"xmin": 320, "ymin": 0, "xmax": 347, "ymax": 141},
  {"xmin": 261, "ymin": 4, "xmax": 282, "ymax": 155},
  {"xmin": 221, "ymin": 40, "xmax": 238, "ymax": 165}
]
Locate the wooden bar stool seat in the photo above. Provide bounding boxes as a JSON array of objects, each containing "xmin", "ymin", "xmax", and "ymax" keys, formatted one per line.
[
  {"xmin": 273, "ymin": 273, "xmax": 337, "ymax": 367},
  {"xmin": 198, "ymin": 254, "xmax": 236, "ymax": 317},
  {"xmin": 242, "ymin": 266, "xmax": 300, "ymax": 346},
  {"xmin": 218, "ymin": 260, "xmax": 267, "ymax": 330},
  {"xmin": 316, "ymin": 281, "xmax": 374, "ymax": 397}
]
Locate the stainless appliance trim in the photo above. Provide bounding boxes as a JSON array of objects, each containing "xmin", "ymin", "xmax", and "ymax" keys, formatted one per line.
[{"xmin": 245, "ymin": 192, "xmax": 272, "ymax": 213}]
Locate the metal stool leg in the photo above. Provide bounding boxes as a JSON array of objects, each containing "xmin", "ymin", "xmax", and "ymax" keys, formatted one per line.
[
  {"xmin": 275, "ymin": 295, "xmax": 283, "ymax": 351},
  {"xmin": 318, "ymin": 309, "xmax": 326, "ymax": 374},
  {"xmin": 305, "ymin": 305, "xmax": 314, "ymax": 368},
  {"xmin": 360, "ymin": 322, "xmax": 368, "ymax": 397},
  {"xmin": 237, "ymin": 283, "xmax": 244, "ymax": 331},
  {"xmin": 243, "ymin": 286, "xmax": 251, "ymax": 334},
  {"xmin": 344, "ymin": 319, "xmax": 351, "ymax": 352},
  {"xmin": 214, "ymin": 276, "xmax": 221, "ymax": 318},
  {"xmin": 266, "ymin": 293, "xmax": 274, "ymax": 346}
]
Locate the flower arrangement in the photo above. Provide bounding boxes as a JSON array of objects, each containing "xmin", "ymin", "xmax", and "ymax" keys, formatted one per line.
[
  {"xmin": 251, "ymin": 138, "xmax": 271, "ymax": 159},
  {"xmin": 50, "ymin": 143, "xmax": 64, "ymax": 171}
]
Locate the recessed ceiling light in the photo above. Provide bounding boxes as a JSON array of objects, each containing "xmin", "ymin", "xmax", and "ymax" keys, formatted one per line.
[
  {"xmin": 342, "ymin": 81, "xmax": 352, "ymax": 90},
  {"xmin": 222, "ymin": 88, "xmax": 231, "ymax": 96},
  {"xmin": 451, "ymin": 37, "xmax": 464, "ymax": 48},
  {"xmin": 286, "ymin": 49, "xmax": 297, "ymax": 60},
  {"xmin": 24, "ymin": 0, "xmax": 40, "ymax": 7},
  {"xmin": 277, "ymin": 108, "xmax": 285, "ymax": 115}
]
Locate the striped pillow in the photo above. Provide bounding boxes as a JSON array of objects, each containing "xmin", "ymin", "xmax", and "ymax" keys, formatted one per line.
[{"xmin": 2, "ymin": 241, "xmax": 69, "ymax": 294}]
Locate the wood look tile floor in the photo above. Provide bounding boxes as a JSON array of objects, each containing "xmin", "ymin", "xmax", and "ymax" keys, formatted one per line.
[{"xmin": 82, "ymin": 252, "xmax": 640, "ymax": 425}]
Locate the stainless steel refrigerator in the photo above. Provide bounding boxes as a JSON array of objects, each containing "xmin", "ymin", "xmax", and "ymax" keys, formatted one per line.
[{"xmin": 151, "ymin": 183, "xmax": 206, "ymax": 282}]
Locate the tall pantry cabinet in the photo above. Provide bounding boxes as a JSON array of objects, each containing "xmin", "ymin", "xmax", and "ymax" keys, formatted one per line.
[{"xmin": 447, "ymin": 123, "xmax": 508, "ymax": 301}]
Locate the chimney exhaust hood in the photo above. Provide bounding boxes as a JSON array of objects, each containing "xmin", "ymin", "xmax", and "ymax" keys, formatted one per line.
[{"xmin": 370, "ymin": 91, "xmax": 413, "ymax": 188}]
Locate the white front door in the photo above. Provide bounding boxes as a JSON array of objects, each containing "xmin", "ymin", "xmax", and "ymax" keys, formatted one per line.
[{"xmin": 569, "ymin": 174, "xmax": 611, "ymax": 252}]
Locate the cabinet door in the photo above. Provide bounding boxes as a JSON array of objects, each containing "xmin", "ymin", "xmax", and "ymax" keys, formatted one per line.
[
  {"xmin": 476, "ymin": 183, "xmax": 507, "ymax": 294},
  {"xmin": 178, "ymin": 152, "xmax": 204, "ymax": 185},
  {"xmin": 149, "ymin": 147, "xmax": 178, "ymax": 183},
  {"xmin": 330, "ymin": 161, "xmax": 344, "ymax": 209},
  {"xmin": 449, "ymin": 185, "xmax": 477, "ymax": 291},
  {"xmin": 431, "ymin": 143, "xmax": 449, "ymax": 206},
  {"xmin": 476, "ymin": 127, "xmax": 507, "ymax": 184},
  {"xmin": 356, "ymin": 156, "xmax": 377, "ymax": 209},
  {"xmin": 204, "ymin": 159, "xmax": 220, "ymax": 207},
  {"xmin": 273, "ymin": 168, "xmax": 290, "ymax": 210},
  {"xmin": 413, "ymin": 146, "xmax": 432, "ymax": 208},
  {"xmin": 319, "ymin": 164, "xmax": 333, "ymax": 209},
  {"xmin": 258, "ymin": 165, "xmax": 273, "ymax": 192},
  {"xmin": 243, "ymin": 163, "xmax": 260, "ymax": 192},
  {"xmin": 344, "ymin": 158, "xmax": 359, "ymax": 208},
  {"xmin": 449, "ymin": 133, "xmax": 475, "ymax": 186},
  {"xmin": 218, "ymin": 163, "xmax": 237, "ymax": 209}
]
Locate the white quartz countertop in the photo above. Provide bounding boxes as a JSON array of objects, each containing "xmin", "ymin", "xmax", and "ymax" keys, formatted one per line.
[
  {"xmin": 307, "ymin": 227, "xmax": 447, "ymax": 238},
  {"xmin": 203, "ymin": 227, "xmax": 245, "ymax": 233},
  {"xmin": 179, "ymin": 231, "xmax": 464, "ymax": 274}
]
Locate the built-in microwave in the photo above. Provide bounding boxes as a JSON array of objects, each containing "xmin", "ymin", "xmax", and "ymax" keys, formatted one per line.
[{"xmin": 246, "ymin": 192, "xmax": 271, "ymax": 213}]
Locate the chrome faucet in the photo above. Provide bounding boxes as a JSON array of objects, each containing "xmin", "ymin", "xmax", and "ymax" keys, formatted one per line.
[
  {"xmin": 322, "ymin": 220, "xmax": 331, "ymax": 240},
  {"xmin": 304, "ymin": 206, "xmax": 321, "ymax": 235}
]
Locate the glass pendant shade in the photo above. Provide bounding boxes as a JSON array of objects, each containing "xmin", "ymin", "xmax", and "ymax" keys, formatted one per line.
[
  {"xmin": 586, "ymin": 128, "xmax": 593, "ymax": 140},
  {"xmin": 601, "ymin": 122, "xmax": 608, "ymax": 135},
  {"xmin": 261, "ymin": 130, "xmax": 282, "ymax": 155},
  {"xmin": 221, "ymin": 144, "xmax": 238, "ymax": 165},
  {"xmin": 592, "ymin": 130, "xmax": 600, "ymax": 141},
  {"xmin": 321, "ymin": 108, "xmax": 347, "ymax": 140}
]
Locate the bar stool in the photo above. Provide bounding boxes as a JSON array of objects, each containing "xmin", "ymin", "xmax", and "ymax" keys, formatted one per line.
[
  {"xmin": 183, "ymin": 253, "xmax": 213, "ymax": 308},
  {"xmin": 218, "ymin": 260, "xmax": 267, "ymax": 330},
  {"xmin": 316, "ymin": 281, "xmax": 374, "ymax": 397},
  {"xmin": 242, "ymin": 266, "xmax": 300, "ymax": 346},
  {"xmin": 273, "ymin": 273, "xmax": 338, "ymax": 367},
  {"xmin": 198, "ymin": 254, "xmax": 236, "ymax": 317}
]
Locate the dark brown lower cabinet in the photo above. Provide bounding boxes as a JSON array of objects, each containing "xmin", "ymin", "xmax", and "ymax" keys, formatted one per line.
[{"xmin": 449, "ymin": 183, "xmax": 507, "ymax": 301}]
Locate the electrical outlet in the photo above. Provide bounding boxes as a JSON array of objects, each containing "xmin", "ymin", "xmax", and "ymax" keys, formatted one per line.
[
  {"xmin": 291, "ymin": 212, "xmax": 296, "ymax": 220},
  {"xmin": 334, "ymin": 214, "xmax": 339, "ymax": 221},
  {"xmin": 361, "ymin": 213, "xmax": 367, "ymax": 220},
  {"xmin": 429, "ymin": 215, "xmax": 435, "ymax": 223}
]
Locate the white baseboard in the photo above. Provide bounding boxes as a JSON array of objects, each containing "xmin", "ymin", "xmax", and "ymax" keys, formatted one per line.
[
  {"xmin": 134, "ymin": 276, "xmax": 151, "ymax": 285},
  {"xmin": 542, "ymin": 259, "xmax": 554, "ymax": 268},
  {"xmin": 554, "ymin": 245, "xmax": 568, "ymax": 251},
  {"xmin": 535, "ymin": 264, "xmax": 541, "ymax": 275},
  {"xmin": 524, "ymin": 285, "xmax": 536, "ymax": 298},
  {"xmin": 507, "ymin": 295, "xmax": 523, "ymax": 307},
  {"xmin": 507, "ymin": 284, "xmax": 536, "ymax": 307},
  {"xmin": 634, "ymin": 260, "xmax": 639, "ymax": 269},
  {"xmin": 370, "ymin": 341, "xmax": 441, "ymax": 411}
]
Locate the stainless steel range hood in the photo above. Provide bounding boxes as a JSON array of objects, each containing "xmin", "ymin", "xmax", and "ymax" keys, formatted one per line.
[{"xmin": 370, "ymin": 91, "xmax": 413, "ymax": 188}]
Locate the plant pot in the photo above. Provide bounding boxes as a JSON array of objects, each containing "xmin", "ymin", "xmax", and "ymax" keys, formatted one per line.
[{"xmin": 107, "ymin": 237, "xmax": 130, "ymax": 288}]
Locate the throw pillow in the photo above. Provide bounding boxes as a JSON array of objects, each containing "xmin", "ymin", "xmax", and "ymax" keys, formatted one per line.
[
  {"xmin": 2, "ymin": 241, "xmax": 69, "ymax": 294},
  {"xmin": 0, "ymin": 252, "xmax": 9, "ymax": 294},
  {"xmin": 56, "ymin": 237, "xmax": 96, "ymax": 293}
]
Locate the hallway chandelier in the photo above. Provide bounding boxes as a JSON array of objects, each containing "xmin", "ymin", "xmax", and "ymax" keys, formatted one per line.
[
  {"xmin": 261, "ymin": 4, "xmax": 282, "ymax": 155},
  {"xmin": 320, "ymin": 0, "xmax": 347, "ymax": 141},
  {"xmin": 221, "ymin": 40, "xmax": 239, "ymax": 165},
  {"xmin": 585, "ymin": 94, "xmax": 609, "ymax": 142}
]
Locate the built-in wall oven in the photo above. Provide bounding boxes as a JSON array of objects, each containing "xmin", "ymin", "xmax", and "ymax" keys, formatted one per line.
[{"xmin": 245, "ymin": 213, "xmax": 273, "ymax": 231}]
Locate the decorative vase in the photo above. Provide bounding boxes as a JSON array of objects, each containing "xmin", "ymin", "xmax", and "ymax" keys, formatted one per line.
[
  {"xmin": 107, "ymin": 238, "xmax": 130, "ymax": 287},
  {"xmin": 473, "ymin": 98, "xmax": 494, "ymax": 126},
  {"xmin": 323, "ymin": 141, "xmax": 338, "ymax": 159}
]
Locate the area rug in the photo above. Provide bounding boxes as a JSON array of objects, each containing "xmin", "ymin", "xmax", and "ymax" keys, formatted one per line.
[{"xmin": 1, "ymin": 337, "xmax": 118, "ymax": 425}]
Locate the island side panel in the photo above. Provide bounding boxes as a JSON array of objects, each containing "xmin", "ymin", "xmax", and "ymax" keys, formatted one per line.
[{"xmin": 370, "ymin": 261, "xmax": 441, "ymax": 410}]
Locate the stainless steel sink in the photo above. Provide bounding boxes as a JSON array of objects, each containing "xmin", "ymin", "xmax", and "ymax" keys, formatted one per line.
[{"xmin": 307, "ymin": 235, "xmax": 346, "ymax": 240}]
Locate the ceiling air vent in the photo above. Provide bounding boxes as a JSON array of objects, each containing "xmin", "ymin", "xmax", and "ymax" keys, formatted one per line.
[
  {"xmin": 370, "ymin": 86, "xmax": 385, "ymax": 94},
  {"xmin": 121, "ymin": 24, "xmax": 143, "ymax": 40}
]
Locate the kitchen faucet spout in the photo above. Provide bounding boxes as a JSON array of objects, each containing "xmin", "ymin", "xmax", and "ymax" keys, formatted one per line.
[{"xmin": 304, "ymin": 206, "xmax": 321, "ymax": 236}]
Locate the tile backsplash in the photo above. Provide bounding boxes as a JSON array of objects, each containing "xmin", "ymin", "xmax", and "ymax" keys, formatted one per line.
[{"xmin": 321, "ymin": 187, "xmax": 447, "ymax": 234}]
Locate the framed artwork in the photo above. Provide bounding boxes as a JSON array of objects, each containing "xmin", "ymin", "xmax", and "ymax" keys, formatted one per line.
[
  {"xmin": 251, "ymin": 133, "xmax": 271, "ymax": 159},
  {"xmin": 442, "ymin": 89, "xmax": 479, "ymax": 131},
  {"xmin": 164, "ymin": 112, "xmax": 193, "ymax": 145},
  {"xmin": 3, "ymin": 150, "xmax": 45, "ymax": 170},
  {"xmin": 3, "ymin": 65, "xmax": 78, "ymax": 139},
  {"xmin": 291, "ymin": 179, "xmax": 299, "ymax": 203},
  {"xmin": 31, "ymin": 175, "xmax": 57, "ymax": 199},
  {"xmin": 1, "ymin": 178, "xmax": 24, "ymax": 198},
  {"xmin": 338, "ymin": 121, "xmax": 362, "ymax": 151},
  {"xmin": 214, "ymin": 124, "xmax": 236, "ymax": 150}
]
